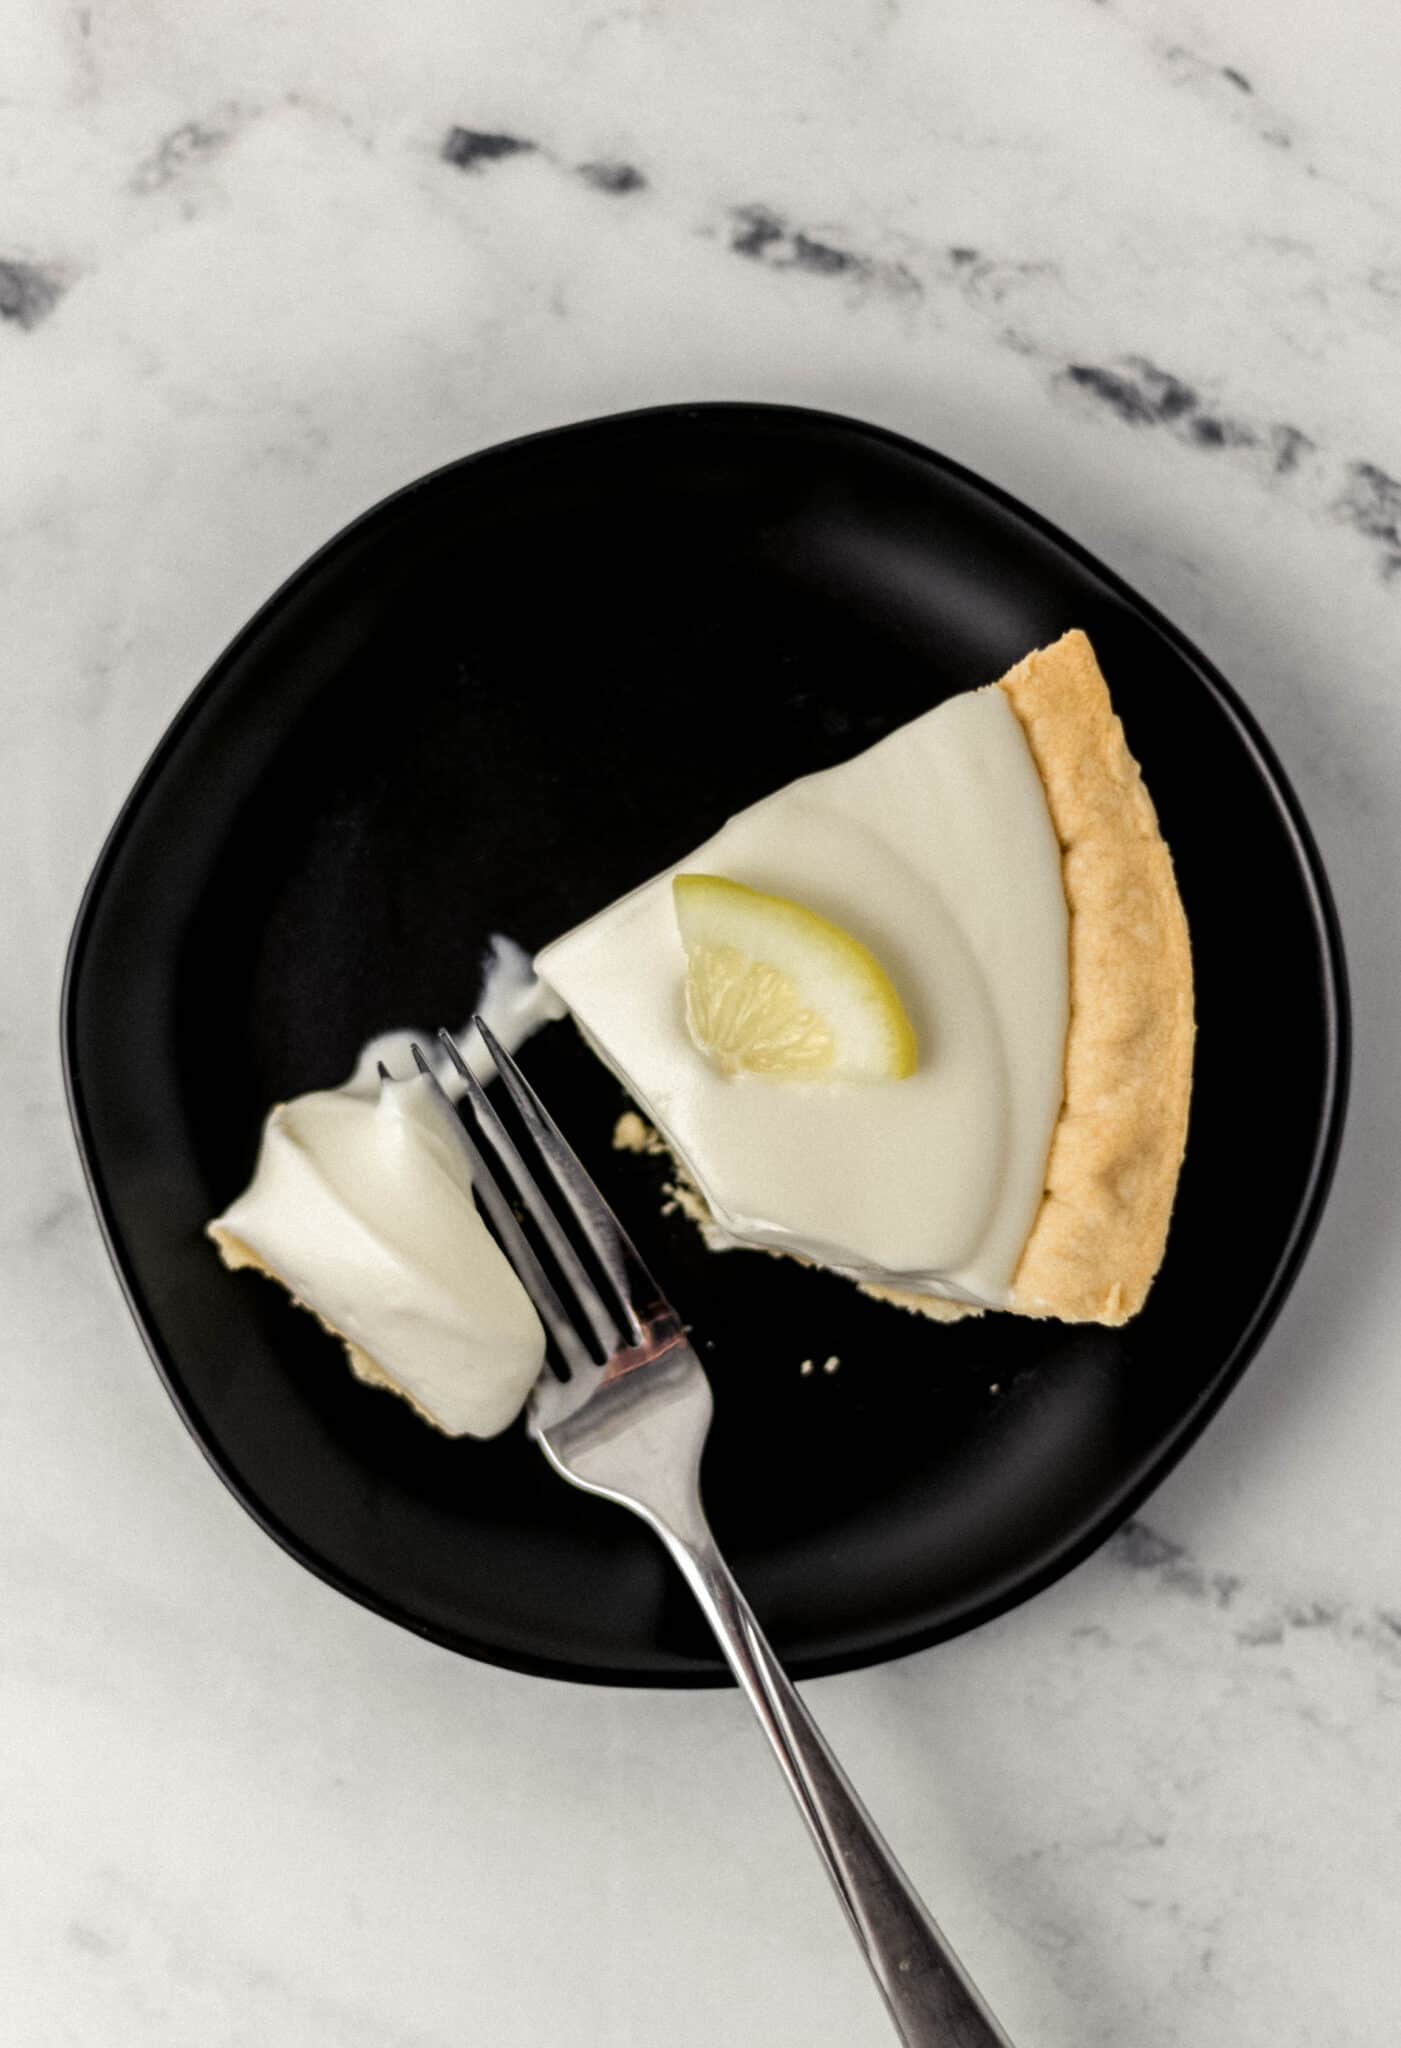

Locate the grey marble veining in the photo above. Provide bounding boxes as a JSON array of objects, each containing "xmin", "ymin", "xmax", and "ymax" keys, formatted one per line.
[{"xmin": 4, "ymin": 1, "xmax": 1400, "ymax": 2042}]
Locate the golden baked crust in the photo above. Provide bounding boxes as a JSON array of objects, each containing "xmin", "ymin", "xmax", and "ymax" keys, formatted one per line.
[
  {"xmin": 208, "ymin": 1225, "xmax": 442, "ymax": 1427},
  {"xmin": 999, "ymin": 629, "xmax": 1194, "ymax": 1324},
  {"xmin": 857, "ymin": 1282, "xmax": 984, "ymax": 1322}
]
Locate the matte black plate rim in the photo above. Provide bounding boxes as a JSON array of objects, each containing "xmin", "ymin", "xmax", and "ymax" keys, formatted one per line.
[{"xmin": 61, "ymin": 401, "xmax": 1351, "ymax": 1687}]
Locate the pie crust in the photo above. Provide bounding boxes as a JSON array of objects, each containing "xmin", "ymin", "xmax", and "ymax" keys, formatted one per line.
[
  {"xmin": 1004, "ymin": 630, "xmax": 1194, "ymax": 1321},
  {"xmin": 210, "ymin": 1226, "xmax": 441, "ymax": 1424}
]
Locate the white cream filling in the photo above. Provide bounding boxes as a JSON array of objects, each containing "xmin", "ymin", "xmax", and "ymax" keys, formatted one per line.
[
  {"xmin": 535, "ymin": 685, "xmax": 1069, "ymax": 1308},
  {"xmin": 209, "ymin": 1074, "xmax": 544, "ymax": 1438},
  {"xmin": 208, "ymin": 938, "xmax": 557, "ymax": 1438},
  {"xmin": 341, "ymin": 933, "xmax": 566, "ymax": 1100}
]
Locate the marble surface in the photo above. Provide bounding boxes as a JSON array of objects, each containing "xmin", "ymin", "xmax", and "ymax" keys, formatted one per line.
[{"xmin": 5, "ymin": 1, "xmax": 1400, "ymax": 2041}]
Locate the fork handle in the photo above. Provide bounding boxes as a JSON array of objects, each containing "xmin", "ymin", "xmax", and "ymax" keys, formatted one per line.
[{"xmin": 655, "ymin": 1521, "xmax": 1015, "ymax": 2048}]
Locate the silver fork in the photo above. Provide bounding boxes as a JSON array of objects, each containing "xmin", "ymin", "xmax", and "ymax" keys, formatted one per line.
[{"xmin": 422, "ymin": 1020, "xmax": 1016, "ymax": 2048}]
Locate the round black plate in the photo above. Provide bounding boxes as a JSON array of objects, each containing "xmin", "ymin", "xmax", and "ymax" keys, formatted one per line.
[{"xmin": 63, "ymin": 404, "xmax": 1349, "ymax": 1684}]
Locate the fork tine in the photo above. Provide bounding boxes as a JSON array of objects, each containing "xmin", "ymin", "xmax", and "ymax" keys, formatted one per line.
[
  {"xmin": 437, "ymin": 1032, "xmax": 625, "ymax": 1358},
  {"xmin": 471, "ymin": 1016, "xmax": 661, "ymax": 1343},
  {"xmin": 408, "ymin": 1044, "xmax": 593, "ymax": 1378}
]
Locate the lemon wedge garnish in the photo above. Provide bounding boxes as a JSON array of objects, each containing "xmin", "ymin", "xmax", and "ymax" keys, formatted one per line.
[{"xmin": 672, "ymin": 874, "xmax": 918, "ymax": 1082}]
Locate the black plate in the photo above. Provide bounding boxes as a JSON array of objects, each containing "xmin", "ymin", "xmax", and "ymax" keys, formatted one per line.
[{"xmin": 63, "ymin": 404, "xmax": 1349, "ymax": 1685}]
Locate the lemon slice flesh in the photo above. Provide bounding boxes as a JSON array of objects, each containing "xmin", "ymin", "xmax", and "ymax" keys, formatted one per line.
[{"xmin": 673, "ymin": 874, "xmax": 918, "ymax": 1082}]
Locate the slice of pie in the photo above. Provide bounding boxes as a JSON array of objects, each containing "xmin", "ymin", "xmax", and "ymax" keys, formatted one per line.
[{"xmin": 536, "ymin": 630, "xmax": 1194, "ymax": 1326}]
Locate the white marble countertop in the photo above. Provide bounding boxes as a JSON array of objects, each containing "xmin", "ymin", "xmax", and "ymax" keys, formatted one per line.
[{"xmin": 6, "ymin": 1, "xmax": 1400, "ymax": 2041}]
